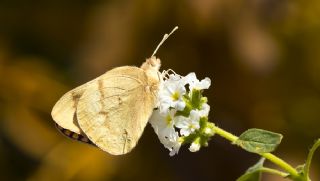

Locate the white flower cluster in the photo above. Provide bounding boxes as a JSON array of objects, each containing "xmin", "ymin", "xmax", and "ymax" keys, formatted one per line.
[{"xmin": 149, "ymin": 72, "xmax": 215, "ymax": 156}]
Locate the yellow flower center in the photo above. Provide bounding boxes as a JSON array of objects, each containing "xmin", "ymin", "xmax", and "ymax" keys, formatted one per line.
[
  {"xmin": 165, "ymin": 115, "xmax": 172, "ymax": 125},
  {"xmin": 171, "ymin": 91, "xmax": 180, "ymax": 101}
]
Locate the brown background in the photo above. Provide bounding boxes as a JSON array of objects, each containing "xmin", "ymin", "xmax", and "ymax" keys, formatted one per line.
[{"xmin": 0, "ymin": 0, "xmax": 319, "ymax": 181}]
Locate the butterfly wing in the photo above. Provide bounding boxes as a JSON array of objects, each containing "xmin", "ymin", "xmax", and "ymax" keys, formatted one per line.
[
  {"xmin": 51, "ymin": 77, "xmax": 98, "ymax": 134},
  {"xmin": 76, "ymin": 66, "xmax": 157, "ymax": 155}
]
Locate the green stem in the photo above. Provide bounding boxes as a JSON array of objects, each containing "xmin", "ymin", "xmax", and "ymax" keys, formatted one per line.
[
  {"xmin": 260, "ymin": 167, "xmax": 288, "ymax": 177},
  {"xmin": 304, "ymin": 139, "xmax": 320, "ymax": 180},
  {"xmin": 212, "ymin": 126, "xmax": 300, "ymax": 179},
  {"xmin": 260, "ymin": 153, "xmax": 299, "ymax": 178}
]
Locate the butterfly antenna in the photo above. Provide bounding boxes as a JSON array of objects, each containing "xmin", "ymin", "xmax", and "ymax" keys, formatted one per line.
[{"xmin": 152, "ymin": 26, "xmax": 178, "ymax": 57}]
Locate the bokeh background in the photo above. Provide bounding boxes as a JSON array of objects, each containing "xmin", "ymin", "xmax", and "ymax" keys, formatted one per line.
[{"xmin": 0, "ymin": 0, "xmax": 319, "ymax": 181}]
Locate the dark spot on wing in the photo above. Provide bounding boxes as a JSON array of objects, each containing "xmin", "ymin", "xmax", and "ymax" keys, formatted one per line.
[
  {"xmin": 71, "ymin": 92, "xmax": 81, "ymax": 109},
  {"xmin": 98, "ymin": 79, "xmax": 106, "ymax": 108}
]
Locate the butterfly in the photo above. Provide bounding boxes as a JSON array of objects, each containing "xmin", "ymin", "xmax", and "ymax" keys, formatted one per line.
[{"xmin": 51, "ymin": 27, "xmax": 178, "ymax": 155}]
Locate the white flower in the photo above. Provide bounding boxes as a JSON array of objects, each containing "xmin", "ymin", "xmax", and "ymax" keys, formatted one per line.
[
  {"xmin": 161, "ymin": 132, "xmax": 181, "ymax": 156},
  {"xmin": 149, "ymin": 109, "xmax": 181, "ymax": 156},
  {"xmin": 149, "ymin": 109, "xmax": 175, "ymax": 137},
  {"xmin": 184, "ymin": 72, "xmax": 211, "ymax": 90},
  {"xmin": 175, "ymin": 110, "xmax": 201, "ymax": 136},
  {"xmin": 198, "ymin": 103, "xmax": 210, "ymax": 117},
  {"xmin": 189, "ymin": 141, "xmax": 201, "ymax": 152},
  {"xmin": 150, "ymin": 70, "xmax": 214, "ymax": 156},
  {"xmin": 158, "ymin": 73, "xmax": 186, "ymax": 113}
]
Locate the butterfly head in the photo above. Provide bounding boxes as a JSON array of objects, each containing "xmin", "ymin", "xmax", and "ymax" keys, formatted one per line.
[
  {"xmin": 141, "ymin": 56, "xmax": 161, "ymax": 72},
  {"xmin": 141, "ymin": 56, "xmax": 161, "ymax": 103},
  {"xmin": 141, "ymin": 56, "xmax": 161, "ymax": 83}
]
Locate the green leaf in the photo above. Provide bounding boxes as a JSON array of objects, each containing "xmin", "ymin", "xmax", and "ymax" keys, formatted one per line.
[
  {"xmin": 237, "ymin": 158, "xmax": 265, "ymax": 181},
  {"xmin": 190, "ymin": 89, "xmax": 202, "ymax": 109},
  {"xmin": 236, "ymin": 128, "xmax": 283, "ymax": 153}
]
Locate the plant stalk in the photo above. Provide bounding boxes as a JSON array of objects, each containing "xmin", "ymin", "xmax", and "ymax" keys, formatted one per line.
[{"xmin": 212, "ymin": 125, "xmax": 301, "ymax": 179}]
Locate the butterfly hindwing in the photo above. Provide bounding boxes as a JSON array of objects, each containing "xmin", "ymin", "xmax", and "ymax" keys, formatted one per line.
[
  {"xmin": 76, "ymin": 66, "xmax": 156, "ymax": 155},
  {"xmin": 51, "ymin": 76, "xmax": 100, "ymax": 134}
]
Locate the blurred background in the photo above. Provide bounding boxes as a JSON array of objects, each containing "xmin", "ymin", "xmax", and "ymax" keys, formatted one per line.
[{"xmin": 0, "ymin": 0, "xmax": 319, "ymax": 180}]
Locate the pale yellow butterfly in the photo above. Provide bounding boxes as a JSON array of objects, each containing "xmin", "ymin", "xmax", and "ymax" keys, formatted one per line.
[{"xmin": 51, "ymin": 27, "xmax": 178, "ymax": 155}]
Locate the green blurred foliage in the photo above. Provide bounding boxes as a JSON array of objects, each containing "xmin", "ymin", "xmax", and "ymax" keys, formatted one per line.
[{"xmin": 0, "ymin": 0, "xmax": 319, "ymax": 180}]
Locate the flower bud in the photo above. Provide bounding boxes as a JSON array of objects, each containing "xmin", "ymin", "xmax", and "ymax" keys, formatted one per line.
[{"xmin": 189, "ymin": 138, "xmax": 201, "ymax": 152}]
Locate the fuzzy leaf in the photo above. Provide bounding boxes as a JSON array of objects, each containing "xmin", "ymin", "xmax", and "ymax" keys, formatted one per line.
[
  {"xmin": 236, "ymin": 158, "xmax": 265, "ymax": 181},
  {"xmin": 236, "ymin": 129, "xmax": 282, "ymax": 153}
]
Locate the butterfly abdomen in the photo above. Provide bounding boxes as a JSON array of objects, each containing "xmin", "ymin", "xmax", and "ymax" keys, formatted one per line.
[{"xmin": 55, "ymin": 123, "xmax": 94, "ymax": 146}]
